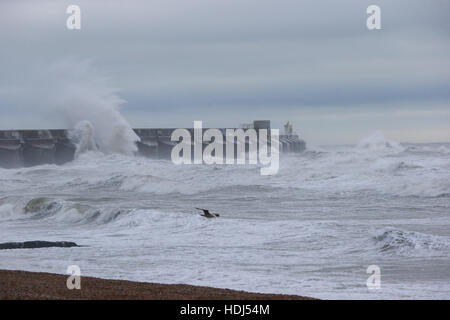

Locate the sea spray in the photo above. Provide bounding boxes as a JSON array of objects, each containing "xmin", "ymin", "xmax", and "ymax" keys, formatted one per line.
[
  {"xmin": 356, "ymin": 131, "xmax": 403, "ymax": 153},
  {"xmin": 69, "ymin": 120, "xmax": 98, "ymax": 158},
  {"xmin": 32, "ymin": 59, "xmax": 140, "ymax": 155}
]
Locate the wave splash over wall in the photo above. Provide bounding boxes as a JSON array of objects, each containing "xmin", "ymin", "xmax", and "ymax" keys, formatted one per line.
[{"xmin": 35, "ymin": 59, "xmax": 140, "ymax": 156}]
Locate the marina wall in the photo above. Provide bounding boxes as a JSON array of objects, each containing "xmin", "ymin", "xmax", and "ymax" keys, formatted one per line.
[{"xmin": 0, "ymin": 121, "xmax": 306, "ymax": 168}]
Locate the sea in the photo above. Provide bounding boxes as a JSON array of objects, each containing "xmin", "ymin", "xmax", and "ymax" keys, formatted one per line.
[{"xmin": 1, "ymin": 134, "xmax": 449, "ymax": 299}]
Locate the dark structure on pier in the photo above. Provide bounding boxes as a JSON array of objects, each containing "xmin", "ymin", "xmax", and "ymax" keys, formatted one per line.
[{"xmin": 0, "ymin": 121, "xmax": 305, "ymax": 168}]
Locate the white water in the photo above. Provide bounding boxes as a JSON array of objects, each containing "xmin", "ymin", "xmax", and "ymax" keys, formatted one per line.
[
  {"xmin": 25, "ymin": 60, "xmax": 140, "ymax": 155},
  {"xmin": 0, "ymin": 136, "xmax": 449, "ymax": 299}
]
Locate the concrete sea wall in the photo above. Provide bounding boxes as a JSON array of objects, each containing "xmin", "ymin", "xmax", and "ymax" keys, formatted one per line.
[{"xmin": 0, "ymin": 122, "xmax": 306, "ymax": 168}]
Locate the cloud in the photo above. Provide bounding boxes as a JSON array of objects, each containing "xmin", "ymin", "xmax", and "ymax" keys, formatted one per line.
[{"xmin": 0, "ymin": 0, "xmax": 449, "ymax": 144}]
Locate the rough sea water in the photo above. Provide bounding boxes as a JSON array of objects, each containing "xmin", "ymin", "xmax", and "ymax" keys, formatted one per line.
[{"xmin": 0, "ymin": 132, "xmax": 449, "ymax": 300}]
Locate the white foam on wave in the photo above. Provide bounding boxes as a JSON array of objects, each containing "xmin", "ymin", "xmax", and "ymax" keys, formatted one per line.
[
  {"xmin": 356, "ymin": 131, "xmax": 404, "ymax": 154},
  {"xmin": 2, "ymin": 135, "xmax": 449, "ymax": 198},
  {"xmin": 273, "ymin": 135, "xmax": 450, "ymax": 197},
  {"xmin": 0, "ymin": 202, "xmax": 19, "ymax": 221},
  {"xmin": 372, "ymin": 227, "xmax": 450, "ymax": 256},
  {"xmin": 437, "ymin": 145, "xmax": 450, "ymax": 154}
]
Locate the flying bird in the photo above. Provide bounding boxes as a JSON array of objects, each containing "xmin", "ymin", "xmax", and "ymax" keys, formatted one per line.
[{"xmin": 196, "ymin": 208, "xmax": 220, "ymax": 218}]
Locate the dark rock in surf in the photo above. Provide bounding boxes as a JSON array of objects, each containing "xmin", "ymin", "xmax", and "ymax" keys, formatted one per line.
[{"xmin": 0, "ymin": 241, "xmax": 79, "ymax": 250}]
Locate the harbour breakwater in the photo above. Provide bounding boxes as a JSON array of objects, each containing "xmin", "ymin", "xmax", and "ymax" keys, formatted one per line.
[{"xmin": 0, "ymin": 121, "xmax": 305, "ymax": 168}]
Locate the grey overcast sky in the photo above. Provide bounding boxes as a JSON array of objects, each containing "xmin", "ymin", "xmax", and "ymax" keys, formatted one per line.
[{"xmin": 1, "ymin": 0, "xmax": 449, "ymax": 144}]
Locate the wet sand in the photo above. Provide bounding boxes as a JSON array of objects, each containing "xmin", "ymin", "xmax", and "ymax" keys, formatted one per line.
[{"xmin": 0, "ymin": 270, "xmax": 314, "ymax": 300}]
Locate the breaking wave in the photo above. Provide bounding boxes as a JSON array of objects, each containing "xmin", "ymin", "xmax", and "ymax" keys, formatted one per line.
[
  {"xmin": 356, "ymin": 131, "xmax": 404, "ymax": 154},
  {"xmin": 0, "ymin": 197, "xmax": 206, "ymax": 232},
  {"xmin": 373, "ymin": 228, "xmax": 450, "ymax": 256},
  {"xmin": 0, "ymin": 133, "xmax": 449, "ymax": 198},
  {"xmin": 21, "ymin": 197, "xmax": 130, "ymax": 224}
]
